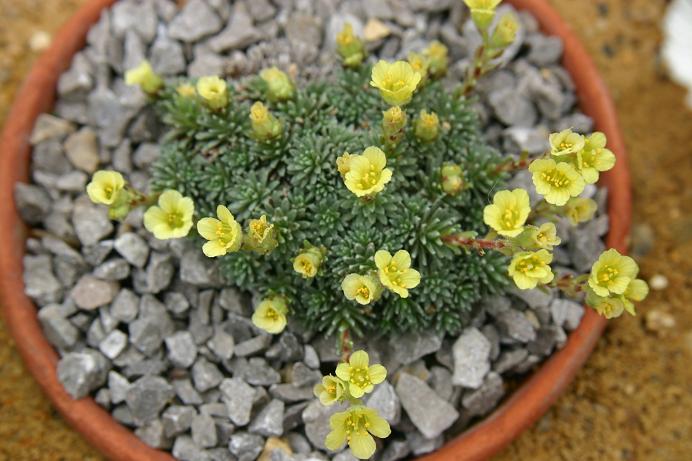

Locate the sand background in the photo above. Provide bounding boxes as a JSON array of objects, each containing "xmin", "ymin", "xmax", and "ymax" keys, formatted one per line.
[{"xmin": 0, "ymin": 0, "xmax": 690, "ymax": 459}]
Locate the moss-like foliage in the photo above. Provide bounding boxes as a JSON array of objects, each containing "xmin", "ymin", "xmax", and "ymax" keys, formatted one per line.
[{"xmin": 151, "ymin": 66, "xmax": 508, "ymax": 337}]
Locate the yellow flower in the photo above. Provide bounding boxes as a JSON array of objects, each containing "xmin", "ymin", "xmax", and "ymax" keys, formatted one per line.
[
  {"xmin": 529, "ymin": 158, "xmax": 585, "ymax": 206},
  {"xmin": 260, "ymin": 67, "xmax": 294, "ymax": 101},
  {"xmin": 423, "ymin": 41, "xmax": 449, "ymax": 78},
  {"xmin": 293, "ymin": 246, "xmax": 324, "ymax": 278},
  {"xmin": 343, "ymin": 146, "xmax": 393, "ymax": 198},
  {"xmin": 196, "ymin": 76, "xmax": 229, "ymax": 110},
  {"xmin": 490, "ymin": 12, "xmax": 519, "ymax": 49},
  {"xmin": 313, "ymin": 375, "xmax": 347, "ymax": 406},
  {"xmin": 414, "ymin": 110, "xmax": 440, "ymax": 142},
  {"xmin": 575, "ymin": 132, "xmax": 616, "ymax": 184},
  {"xmin": 176, "ymin": 84, "xmax": 196, "ymax": 98},
  {"xmin": 464, "ymin": 0, "xmax": 502, "ymax": 30},
  {"xmin": 483, "ymin": 189, "xmax": 531, "ymax": 237},
  {"xmin": 335, "ymin": 350, "xmax": 387, "ymax": 398},
  {"xmin": 563, "ymin": 197, "xmax": 597, "ymax": 225},
  {"xmin": 251, "ymin": 296, "xmax": 289, "ymax": 334},
  {"xmin": 244, "ymin": 215, "xmax": 279, "ymax": 254},
  {"xmin": 143, "ymin": 190, "xmax": 194, "ymax": 240},
  {"xmin": 549, "ymin": 129, "xmax": 585, "ymax": 157},
  {"xmin": 325, "ymin": 406, "xmax": 391, "ymax": 460},
  {"xmin": 86, "ymin": 170, "xmax": 126, "ymax": 206},
  {"xmin": 336, "ymin": 22, "xmax": 366, "ymax": 68},
  {"xmin": 196, "ymin": 205, "xmax": 243, "ymax": 258},
  {"xmin": 374, "ymin": 249, "xmax": 421, "ymax": 298},
  {"xmin": 407, "ymin": 52, "xmax": 429, "ymax": 85},
  {"xmin": 370, "ymin": 60, "xmax": 421, "ymax": 106},
  {"xmin": 382, "ymin": 106, "xmax": 407, "ymax": 145},
  {"xmin": 524, "ymin": 222, "xmax": 561, "ymax": 249},
  {"xmin": 125, "ymin": 60, "xmax": 163, "ymax": 94},
  {"xmin": 336, "ymin": 152, "xmax": 355, "ymax": 178},
  {"xmin": 441, "ymin": 163, "xmax": 464, "ymax": 195},
  {"xmin": 508, "ymin": 250, "xmax": 554, "ymax": 290},
  {"xmin": 250, "ymin": 101, "xmax": 282, "ymax": 140},
  {"xmin": 586, "ymin": 291, "xmax": 627, "ymax": 319},
  {"xmin": 342, "ymin": 273, "xmax": 383, "ymax": 305},
  {"xmin": 588, "ymin": 249, "xmax": 638, "ymax": 297}
]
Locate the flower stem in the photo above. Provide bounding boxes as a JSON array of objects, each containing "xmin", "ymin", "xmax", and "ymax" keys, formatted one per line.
[
  {"xmin": 441, "ymin": 234, "xmax": 509, "ymax": 251},
  {"xmin": 338, "ymin": 327, "xmax": 352, "ymax": 363}
]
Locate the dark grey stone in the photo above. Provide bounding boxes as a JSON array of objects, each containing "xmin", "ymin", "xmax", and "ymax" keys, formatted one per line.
[
  {"xmin": 461, "ymin": 372, "xmax": 505, "ymax": 416},
  {"xmin": 38, "ymin": 304, "xmax": 79, "ymax": 349},
  {"xmin": 396, "ymin": 373, "xmax": 459, "ymax": 439},
  {"xmin": 14, "ymin": 183, "xmax": 50, "ymax": 225},
  {"xmin": 126, "ymin": 376, "xmax": 175, "ymax": 425}
]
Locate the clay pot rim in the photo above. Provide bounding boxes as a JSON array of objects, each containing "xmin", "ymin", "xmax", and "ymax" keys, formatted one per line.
[{"xmin": 0, "ymin": 1, "xmax": 629, "ymax": 460}]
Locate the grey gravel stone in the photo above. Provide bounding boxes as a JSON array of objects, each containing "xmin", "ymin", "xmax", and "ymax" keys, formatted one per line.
[
  {"xmin": 169, "ymin": 0, "xmax": 223, "ymax": 43},
  {"xmin": 220, "ymin": 377, "xmax": 256, "ymax": 426},
  {"xmin": 192, "ymin": 358, "xmax": 224, "ymax": 392},
  {"xmin": 23, "ymin": 254, "xmax": 62, "ymax": 305},
  {"xmin": 208, "ymin": 2, "xmax": 262, "ymax": 52},
  {"xmin": 134, "ymin": 251, "xmax": 175, "ymax": 294},
  {"xmin": 180, "ymin": 249, "xmax": 222, "ymax": 287},
  {"xmin": 38, "ymin": 304, "xmax": 79, "ymax": 349},
  {"xmin": 527, "ymin": 35, "xmax": 563, "ymax": 66},
  {"xmin": 174, "ymin": 379, "xmax": 204, "ymax": 405},
  {"xmin": 302, "ymin": 400, "xmax": 345, "ymax": 450},
  {"xmin": 429, "ymin": 366, "xmax": 454, "ymax": 402},
  {"xmin": 166, "ymin": 331, "xmax": 198, "ymax": 368},
  {"xmin": 228, "ymin": 432, "xmax": 264, "ymax": 461},
  {"xmin": 569, "ymin": 225, "xmax": 606, "ymax": 273},
  {"xmin": 207, "ymin": 327, "xmax": 234, "ymax": 360},
  {"xmin": 163, "ymin": 405, "xmax": 196, "ymax": 437},
  {"xmin": 14, "ymin": 183, "xmax": 51, "ymax": 225},
  {"xmin": 114, "ymin": 232, "xmax": 149, "ymax": 268},
  {"xmin": 452, "ymin": 327, "xmax": 491, "ymax": 388},
  {"xmin": 108, "ymin": 370, "xmax": 130, "ymax": 404},
  {"xmin": 396, "ymin": 373, "xmax": 459, "ymax": 439},
  {"xmin": 72, "ymin": 198, "xmax": 114, "ymax": 246},
  {"xmin": 488, "ymin": 87, "xmax": 537, "ymax": 127},
  {"xmin": 192, "ymin": 413, "xmax": 218, "ymax": 448},
  {"xmin": 71, "ymin": 275, "xmax": 119, "ymax": 310},
  {"xmin": 380, "ymin": 439, "xmax": 412, "ymax": 461},
  {"xmin": 126, "ymin": 376, "xmax": 175, "ymax": 425},
  {"xmin": 269, "ymin": 384, "xmax": 314, "ymax": 403},
  {"xmin": 493, "ymin": 308, "xmax": 537, "ymax": 343},
  {"xmin": 111, "ymin": 289, "xmax": 139, "ymax": 323},
  {"xmin": 289, "ymin": 362, "xmax": 321, "ymax": 388},
  {"xmin": 94, "ymin": 258, "xmax": 131, "ymax": 281},
  {"xmin": 188, "ymin": 53, "xmax": 226, "ymax": 78},
  {"xmin": 235, "ymin": 357, "xmax": 281, "ymax": 386},
  {"xmin": 173, "ymin": 435, "xmax": 210, "ymax": 461},
  {"xmin": 30, "ymin": 113, "xmax": 76, "ymax": 144},
  {"xmin": 493, "ymin": 348, "xmax": 528, "ymax": 374},
  {"xmin": 550, "ymin": 298, "xmax": 584, "ymax": 330},
  {"xmin": 136, "ymin": 419, "xmax": 172, "ymax": 449},
  {"xmin": 57, "ymin": 349, "xmax": 109, "ymax": 399},
  {"xmin": 111, "ymin": 0, "xmax": 157, "ymax": 43},
  {"xmin": 461, "ymin": 372, "xmax": 505, "ymax": 416},
  {"xmin": 64, "ymin": 127, "xmax": 100, "ymax": 173},
  {"xmin": 510, "ymin": 286, "xmax": 554, "ymax": 309},
  {"xmin": 83, "ymin": 239, "xmax": 114, "ymax": 266},
  {"xmin": 392, "ymin": 330, "xmax": 443, "ymax": 365},
  {"xmin": 527, "ymin": 325, "xmax": 565, "ymax": 357},
  {"xmin": 151, "ymin": 35, "xmax": 186, "ymax": 76},
  {"xmin": 95, "ymin": 388, "xmax": 111, "ymax": 408},
  {"xmin": 365, "ymin": 380, "xmax": 401, "ymax": 424},
  {"xmin": 99, "ymin": 329, "xmax": 128, "ymax": 359},
  {"xmin": 249, "ymin": 399, "xmax": 285, "ymax": 436},
  {"xmin": 234, "ymin": 334, "xmax": 272, "ymax": 357}
]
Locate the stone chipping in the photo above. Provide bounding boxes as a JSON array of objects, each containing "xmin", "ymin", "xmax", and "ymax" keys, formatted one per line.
[{"xmin": 16, "ymin": 0, "xmax": 609, "ymax": 458}]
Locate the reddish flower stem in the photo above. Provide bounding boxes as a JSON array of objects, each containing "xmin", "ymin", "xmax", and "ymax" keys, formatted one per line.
[{"xmin": 441, "ymin": 234, "xmax": 508, "ymax": 251}]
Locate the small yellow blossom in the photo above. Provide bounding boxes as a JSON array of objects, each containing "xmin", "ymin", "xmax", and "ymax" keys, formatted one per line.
[
  {"xmin": 575, "ymin": 132, "xmax": 616, "ymax": 184},
  {"xmin": 508, "ymin": 250, "xmax": 554, "ymax": 290},
  {"xmin": 423, "ymin": 41, "xmax": 449, "ymax": 78},
  {"xmin": 260, "ymin": 67, "xmax": 295, "ymax": 101},
  {"xmin": 586, "ymin": 291, "xmax": 627, "ymax": 319},
  {"xmin": 374, "ymin": 249, "xmax": 421, "ymax": 298},
  {"xmin": 293, "ymin": 246, "xmax": 324, "ymax": 278},
  {"xmin": 335, "ymin": 350, "xmax": 387, "ymax": 398},
  {"xmin": 483, "ymin": 189, "xmax": 531, "ymax": 237},
  {"xmin": 86, "ymin": 170, "xmax": 126, "ymax": 206},
  {"xmin": 343, "ymin": 146, "xmax": 393, "ymax": 197},
  {"xmin": 524, "ymin": 222, "xmax": 561, "ymax": 249},
  {"xmin": 176, "ymin": 84, "xmax": 196, "ymax": 98},
  {"xmin": 336, "ymin": 152, "xmax": 355, "ymax": 178},
  {"xmin": 464, "ymin": 0, "xmax": 502, "ymax": 30},
  {"xmin": 325, "ymin": 406, "xmax": 391, "ymax": 459},
  {"xmin": 196, "ymin": 205, "xmax": 243, "ymax": 258},
  {"xmin": 529, "ymin": 158, "xmax": 585, "ymax": 206},
  {"xmin": 588, "ymin": 249, "xmax": 638, "ymax": 297},
  {"xmin": 441, "ymin": 163, "xmax": 464, "ymax": 195},
  {"xmin": 196, "ymin": 76, "xmax": 229, "ymax": 110},
  {"xmin": 563, "ymin": 197, "xmax": 597, "ymax": 225},
  {"xmin": 549, "ymin": 129, "xmax": 585, "ymax": 157},
  {"xmin": 336, "ymin": 23, "xmax": 366, "ymax": 68},
  {"xmin": 244, "ymin": 215, "xmax": 279, "ymax": 254},
  {"xmin": 313, "ymin": 375, "xmax": 347, "ymax": 406},
  {"xmin": 414, "ymin": 110, "xmax": 440, "ymax": 142},
  {"xmin": 125, "ymin": 60, "xmax": 163, "ymax": 94},
  {"xmin": 370, "ymin": 60, "xmax": 421, "ymax": 106},
  {"xmin": 407, "ymin": 52, "xmax": 429, "ymax": 85},
  {"xmin": 250, "ymin": 101, "xmax": 282, "ymax": 140},
  {"xmin": 342, "ymin": 273, "xmax": 383, "ymax": 305},
  {"xmin": 143, "ymin": 190, "xmax": 194, "ymax": 240},
  {"xmin": 490, "ymin": 12, "xmax": 519, "ymax": 49},
  {"xmin": 382, "ymin": 106, "xmax": 407, "ymax": 145},
  {"xmin": 252, "ymin": 296, "xmax": 289, "ymax": 334}
]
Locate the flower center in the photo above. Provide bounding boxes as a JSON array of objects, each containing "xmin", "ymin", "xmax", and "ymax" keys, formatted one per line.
[
  {"xmin": 517, "ymin": 258, "xmax": 537, "ymax": 273},
  {"xmin": 358, "ymin": 165, "xmax": 381, "ymax": 190},
  {"xmin": 541, "ymin": 169, "xmax": 571, "ymax": 188},
  {"xmin": 356, "ymin": 285, "xmax": 371, "ymax": 300},
  {"xmin": 350, "ymin": 366, "xmax": 371, "ymax": 388},
  {"xmin": 501, "ymin": 207, "xmax": 519, "ymax": 228},
  {"xmin": 265, "ymin": 308, "xmax": 279, "ymax": 321},
  {"xmin": 597, "ymin": 266, "xmax": 618, "ymax": 284},
  {"xmin": 345, "ymin": 413, "xmax": 370, "ymax": 439},
  {"xmin": 383, "ymin": 75, "xmax": 408, "ymax": 92},
  {"xmin": 166, "ymin": 211, "xmax": 185, "ymax": 229}
]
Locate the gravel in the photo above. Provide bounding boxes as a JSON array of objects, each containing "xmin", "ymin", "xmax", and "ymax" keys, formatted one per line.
[{"xmin": 17, "ymin": 0, "xmax": 606, "ymax": 458}]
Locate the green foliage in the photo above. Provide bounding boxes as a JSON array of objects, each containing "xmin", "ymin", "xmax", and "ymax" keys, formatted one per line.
[{"xmin": 151, "ymin": 67, "xmax": 509, "ymax": 337}]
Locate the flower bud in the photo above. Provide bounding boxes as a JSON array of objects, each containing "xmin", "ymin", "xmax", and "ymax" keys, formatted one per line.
[
  {"xmin": 382, "ymin": 106, "xmax": 407, "ymax": 146},
  {"xmin": 490, "ymin": 13, "xmax": 519, "ymax": 49},
  {"xmin": 125, "ymin": 60, "xmax": 163, "ymax": 95},
  {"xmin": 441, "ymin": 163, "xmax": 465, "ymax": 195},
  {"xmin": 423, "ymin": 41, "xmax": 449, "ymax": 78},
  {"xmin": 250, "ymin": 102, "xmax": 282, "ymax": 141},
  {"xmin": 464, "ymin": 0, "xmax": 502, "ymax": 31},
  {"xmin": 336, "ymin": 23, "xmax": 366, "ymax": 68},
  {"xmin": 415, "ymin": 110, "xmax": 439, "ymax": 142},
  {"xmin": 293, "ymin": 246, "xmax": 325, "ymax": 278},
  {"xmin": 407, "ymin": 52, "xmax": 429, "ymax": 86},
  {"xmin": 260, "ymin": 67, "xmax": 295, "ymax": 101}
]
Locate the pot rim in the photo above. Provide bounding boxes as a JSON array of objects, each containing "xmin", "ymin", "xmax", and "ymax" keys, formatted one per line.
[{"xmin": 0, "ymin": 1, "xmax": 629, "ymax": 460}]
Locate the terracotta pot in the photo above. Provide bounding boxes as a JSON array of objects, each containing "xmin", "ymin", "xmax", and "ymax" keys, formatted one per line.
[{"xmin": 0, "ymin": 0, "xmax": 630, "ymax": 460}]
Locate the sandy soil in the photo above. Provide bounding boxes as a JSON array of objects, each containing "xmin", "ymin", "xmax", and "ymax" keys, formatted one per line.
[{"xmin": 0, "ymin": 0, "xmax": 690, "ymax": 460}]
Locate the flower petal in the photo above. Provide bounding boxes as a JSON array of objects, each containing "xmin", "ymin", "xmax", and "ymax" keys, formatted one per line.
[
  {"xmin": 348, "ymin": 432, "xmax": 376, "ymax": 460},
  {"xmin": 368, "ymin": 364, "xmax": 387, "ymax": 384}
]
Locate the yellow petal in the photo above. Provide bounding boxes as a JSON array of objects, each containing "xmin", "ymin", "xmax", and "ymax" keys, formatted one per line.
[
  {"xmin": 368, "ymin": 364, "xmax": 387, "ymax": 384},
  {"xmin": 374, "ymin": 250, "xmax": 391, "ymax": 269},
  {"xmin": 349, "ymin": 350, "xmax": 369, "ymax": 369},
  {"xmin": 197, "ymin": 217, "xmax": 221, "ymax": 241},
  {"xmin": 202, "ymin": 240, "xmax": 227, "ymax": 258},
  {"xmin": 158, "ymin": 190, "xmax": 183, "ymax": 213},
  {"xmin": 391, "ymin": 250, "xmax": 411, "ymax": 269},
  {"xmin": 335, "ymin": 363, "xmax": 351, "ymax": 381},
  {"xmin": 348, "ymin": 432, "xmax": 376, "ymax": 460}
]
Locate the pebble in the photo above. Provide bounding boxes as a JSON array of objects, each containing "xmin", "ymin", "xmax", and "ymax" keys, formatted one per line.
[
  {"xmin": 174, "ymin": 379, "xmax": 204, "ymax": 405},
  {"xmin": 229, "ymin": 432, "xmax": 265, "ymax": 461},
  {"xmin": 57, "ymin": 349, "xmax": 109, "ymax": 399},
  {"xmin": 488, "ymin": 87, "xmax": 537, "ymax": 127},
  {"xmin": 24, "ymin": 255, "xmax": 61, "ymax": 305},
  {"xmin": 99, "ymin": 329, "xmax": 128, "ymax": 359},
  {"xmin": 550, "ymin": 298, "xmax": 584, "ymax": 331},
  {"xmin": 192, "ymin": 358, "xmax": 224, "ymax": 392},
  {"xmin": 38, "ymin": 304, "xmax": 79, "ymax": 349},
  {"xmin": 392, "ymin": 330, "xmax": 443, "ymax": 365},
  {"xmin": 192, "ymin": 413, "xmax": 218, "ymax": 448},
  {"xmin": 461, "ymin": 372, "xmax": 505, "ymax": 416},
  {"xmin": 208, "ymin": 2, "xmax": 262, "ymax": 52},
  {"xmin": 150, "ymin": 35, "xmax": 186, "ymax": 76},
  {"xmin": 14, "ymin": 183, "xmax": 51, "ymax": 225},
  {"xmin": 126, "ymin": 376, "xmax": 175, "ymax": 425},
  {"xmin": 72, "ymin": 199, "xmax": 114, "ymax": 246},
  {"xmin": 169, "ymin": 0, "xmax": 223, "ymax": 43},
  {"xmin": 220, "ymin": 377, "xmax": 256, "ymax": 426},
  {"xmin": 94, "ymin": 258, "xmax": 131, "ymax": 280},
  {"xmin": 64, "ymin": 127, "xmax": 100, "ymax": 173},
  {"xmin": 396, "ymin": 373, "xmax": 459, "ymax": 439},
  {"xmin": 111, "ymin": 289, "xmax": 139, "ymax": 323},
  {"xmin": 452, "ymin": 327, "xmax": 491, "ymax": 388},
  {"xmin": 30, "ymin": 114, "xmax": 76, "ymax": 144},
  {"xmin": 649, "ymin": 274, "xmax": 669, "ymax": 291},
  {"xmin": 302, "ymin": 400, "xmax": 345, "ymax": 450},
  {"xmin": 71, "ymin": 275, "xmax": 119, "ymax": 310},
  {"xmin": 165, "ymin": 331, "xmax": 198, "ymax": 368},
  {"xmin": 365, "ymin": 380, "xmax": 401, "ymax": 424},
  {"xmin": 645, "ymin": 310, "xmax": 676, "ymax": 332},
  {"xmin": 494, "ymin": 307, "xmax": 537, "ymax": 343},
  {"xmin": 108, "ymin": 371, "xmax": 131, "ymax": 404},
  {"xmin": 172, "ymin": 435, "xmax": 209, "ymax": 461},
  {"xmin": 180, "ymin": 249, "xmax": 222, "ymax": 287},
  {"xmin": 249, "ymin": 399, "xmax": 285, "ymax": 436},
  {"xmin": 136, "ymin": 419, "xmax": 172, "ymax": 449}
]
